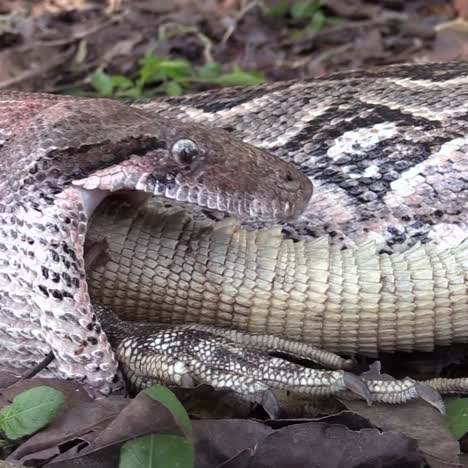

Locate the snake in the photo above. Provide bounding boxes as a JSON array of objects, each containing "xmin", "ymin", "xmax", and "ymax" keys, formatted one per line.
[
  {"xmin": 0, "ymin": 61, "xmax": 467, "ymax": 406},
  {"xmin": 0, "ymin": 91, "xmax": 311, "ymax": 396}
]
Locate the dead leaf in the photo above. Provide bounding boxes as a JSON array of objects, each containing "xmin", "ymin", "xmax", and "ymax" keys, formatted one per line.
[
  {"xmin": 265, "ymin": 409, "xmax": 375, "ymax": 431},
  {"xmin": 353, "ymin": 28, "xmax": 384, "ymax": 63},
  {"xmin": 193, "ymin": 419, "xmax": 273, "ymax": 467},
  {"xmin": 0, "ymin": 371, "xmax": 20, "ymax": 389},
  {"xmin": 341, "ymin": 399, "xmax": 460, "ymax": 467},
  {"xmin": 46, "ymin": 391, "xmax": 188, "ymax": 465},
  {"xmin": 219, "ymin": 422, "xmax": 423, "ymax": 468},
  {"xmin": 7, "ymin": 395, "xmax": 125, "ymax": 464}
]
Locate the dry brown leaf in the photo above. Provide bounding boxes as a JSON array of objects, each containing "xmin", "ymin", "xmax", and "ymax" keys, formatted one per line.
[{"xmin": 219, "ymin": 421, "xmax": 423, "ymax": 468}]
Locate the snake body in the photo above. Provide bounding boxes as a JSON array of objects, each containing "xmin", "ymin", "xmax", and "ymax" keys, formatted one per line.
[{"xmin": 87, "ymin": 62, "xmax": 468, "ymax": 403}]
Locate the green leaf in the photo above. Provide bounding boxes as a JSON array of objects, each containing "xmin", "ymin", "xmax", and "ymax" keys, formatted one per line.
[
  {"xmin": 290, "ymin": 0, "xmax": 320, "ymax": 20},
  {"xmin": 163, "ymin": 81, "xmax": 184, "ymax": 96},
  {"xmin": 89, "ymin": 70, "xmax": 114, "ymax": 97},
  {"xmin": 214, "ymin": 70, "xmax": 265, "ymax": 86},
  {"xmin": 447, "ymin": 399, "xmax": 468, "ymax": 439},
  {"xmin": 0, "ymin": 386, "xmax": 65, "ymax": 440},
  {"xmin": 115, "ymin": 87, "xmax": 143, "ymax": 99},
  {"xmin": 143, "ymin": 386, "xmax": 192, "ymax": 437},
  {"xmin": 310, "ymin": 10, "xmax": 325, "ymax": 31},
  {"xmin": 198, "ymin": 62, "xmax": 222, "ymax": 79},
  {"xmin": 290, "ymin": 1, "xmax": 307, "ymax": 19},
  {"xmin": 138, "ymin": 56, "xmax": 193, "ymax": 85},
  {"xmin": 120, "ymin": 434, "xmax": 194, "ymax": 468},
  {"xmin": 139, "ymin": 56, "xmax": 162, "ymax": 68},
  {"xmin": 157, "ymin": 59, "xmax": 193, "ymax": 80},
  {"xmin": 265, "ymin": 1, "xmax": 291, "ymax": 17},
  {"xmin": 139, "ymin": 56, "xmax": 164, "ymax": 86},
  {"xmin": 111, "ymin": 75, "xmax": 135, "ymax": 90}
]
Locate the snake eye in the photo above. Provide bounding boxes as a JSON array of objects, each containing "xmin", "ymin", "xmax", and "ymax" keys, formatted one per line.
[{"xmin": 171, "ymin": 139, "xmax": 199, "ymax": 165}]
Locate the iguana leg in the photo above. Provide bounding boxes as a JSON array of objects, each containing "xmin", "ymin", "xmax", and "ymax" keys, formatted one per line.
[{"xmin": 97, "ymin": 305, "xmax": 449, "ymax": 412}]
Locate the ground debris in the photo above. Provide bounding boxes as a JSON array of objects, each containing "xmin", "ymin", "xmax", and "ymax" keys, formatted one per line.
[{"xmin": 0, "ymin": 0, "xmax": 458, "ymax": 92}]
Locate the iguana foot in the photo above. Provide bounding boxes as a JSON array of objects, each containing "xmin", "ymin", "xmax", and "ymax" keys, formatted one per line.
[
  {"xmin": 97, "ymin": 305, "xmax": 448, "ymax": 412},
  {"xmin": 97, "ymin": 308, "xmax": 371, "ymax": 404}
]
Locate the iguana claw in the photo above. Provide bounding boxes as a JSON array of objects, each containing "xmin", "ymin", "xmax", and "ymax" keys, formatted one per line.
[
  {"xmin": 344, "ymin": 373, "xmax": 372, "ymax": 405},
  {"xmin": 414, "ymin": 382, "xmax": 445, "ymax": 414}
]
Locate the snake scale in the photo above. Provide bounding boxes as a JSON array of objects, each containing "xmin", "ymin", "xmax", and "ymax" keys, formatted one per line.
[{"xmin": 0, "ymin": 62, "xmax": 467, "ymax": 406}]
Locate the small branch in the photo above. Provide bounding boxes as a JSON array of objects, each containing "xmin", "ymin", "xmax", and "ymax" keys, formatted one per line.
[{"xmin": 21, "ymin": 352, "xmax": 55, "ymax": 380}]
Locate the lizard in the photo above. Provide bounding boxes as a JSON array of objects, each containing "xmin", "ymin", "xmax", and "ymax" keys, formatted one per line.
[
  {"xmin": 84, "ymin": 196, "xmax": 461, "ymax": 410},
  {"xmin": 0, "ymin": 91, "xmax": 312, "ymax": 396}
]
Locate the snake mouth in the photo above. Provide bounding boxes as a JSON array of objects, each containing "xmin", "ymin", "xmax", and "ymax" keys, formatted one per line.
[
  {"xmin": 73, "ymin": 174, "xmax": 298, "ymax": 222},
  {"xmin": 73, "ymin": 176, "xmax": 297, "ymax": 222},
  {"xmin": 73, "ymin": 162, "xmax": 309, "ymax": 222}
]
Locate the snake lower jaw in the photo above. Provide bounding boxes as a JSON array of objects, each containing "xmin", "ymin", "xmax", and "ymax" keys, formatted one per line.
[{"xmin": 156, "ymin": 185, "xmax": 308, "ymax": 221}]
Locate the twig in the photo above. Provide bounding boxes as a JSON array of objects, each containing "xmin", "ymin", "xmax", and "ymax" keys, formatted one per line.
[
  {"xmin": 158, "ymin": 23, "xmax": 214, "ymax": 64},
  {"xmin": 288, "ymin": 43, "xmax": 353, "ymax": 70},
  {"xmin": 20, "ymin": 352, "xmax": 55, "ymax": 380},
  {"xmin": 16, "ymin": 16, "xmax": 119, "ymax": 49},
  {"xmin": 280, "ymin": 12, "xmax": 408, "ymax": 48},
  {"xmin": 221, "ymin": 0, "xmax": 261, "ymax": 45}
]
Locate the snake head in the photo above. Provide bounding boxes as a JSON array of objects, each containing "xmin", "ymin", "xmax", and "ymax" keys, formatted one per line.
[
  {"xmin": 14, "ymin": 97, "xmax": 312, "ymax": 222},
  {"xmin": 6, "ymin": 94, "xmax": 312, "ymax": 224},
  {"xmin": 131, "ymin": 123, "xmax": 313, "ymax": 222}
]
